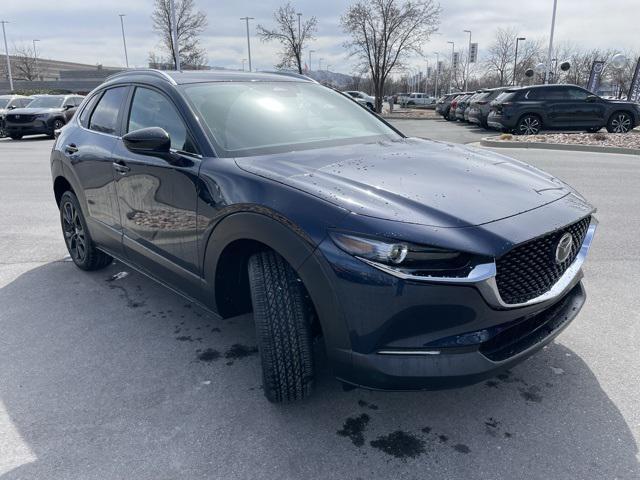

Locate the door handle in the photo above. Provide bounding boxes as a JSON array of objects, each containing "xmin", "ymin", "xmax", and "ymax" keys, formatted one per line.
[
  {"xmin": 112, "ymin": 162, "xmax": 130, "ymax": 174},
  {"xmin": 64, "ymin": 144, "xmax": 78, "ymax": 154}
]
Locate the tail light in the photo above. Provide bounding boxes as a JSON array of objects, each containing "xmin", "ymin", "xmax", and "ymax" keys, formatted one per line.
[{"xmin": 476, "ymin": 101, "xmax": 488, "ymax": 105}]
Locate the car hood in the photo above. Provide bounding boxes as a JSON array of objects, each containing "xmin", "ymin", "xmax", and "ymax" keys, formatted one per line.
[
  {"xmin": 7, "ymin": 107, "xmax": 61, "ymax": 115},
  {"xmin": 235, "ymin": 138, "xmax": 573, "ymax": 228}
]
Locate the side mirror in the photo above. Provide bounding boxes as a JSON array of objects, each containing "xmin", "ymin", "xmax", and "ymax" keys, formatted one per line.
[
  {"xmin": 123, "ymin": 127, "xmax": 171, "ymax": 156},
  {"xmin": 63, "ymin": 104, "xmax": 75, "ymax": 110},
  {"xmin": 7, "ymin": 105, "xmax": 17, "ymax": 110},
  {"xmin": 586, "ymin": 95, "xmax": 598, "ymax": 103}
]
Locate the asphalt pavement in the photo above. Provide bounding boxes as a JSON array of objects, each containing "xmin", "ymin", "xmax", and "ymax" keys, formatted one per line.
[{"xmin": 0, "ymin": 128, "xmax": 638, "ymax": 479}]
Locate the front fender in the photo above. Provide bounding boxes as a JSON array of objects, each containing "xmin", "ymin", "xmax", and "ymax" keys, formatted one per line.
[{"xmin": 202, "ymin": 211, "xmax": 352, "ymax": 364}]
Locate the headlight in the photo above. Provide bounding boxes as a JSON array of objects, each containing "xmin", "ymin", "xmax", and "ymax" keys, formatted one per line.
[
  {"xmin": 329, "ymin": 231, "xmax": 473, "ymax": 276},
  {"xmin": 34, "ymin": 113, "xmax": 50, "ymax": 119}
]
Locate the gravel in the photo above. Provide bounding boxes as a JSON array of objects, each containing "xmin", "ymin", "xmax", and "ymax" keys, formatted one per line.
[{"xmin": 495, "ymin": 131, "xmax": 640, "ymax": 150}]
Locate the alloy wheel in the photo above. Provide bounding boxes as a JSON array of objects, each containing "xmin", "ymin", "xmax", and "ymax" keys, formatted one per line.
[
  {"xmin": 62, "ymin": 200, "xmax": 86, "ymax": 262},
  {"xmin": 53, "ymin": 119, "xmax": 65, "ymax": 130},
  {"xmin": 610, "ymin": 113, "xmax": 632, "ymax": 133},
  {"xmin": 518, "ymin": 116, "xmax": 540, "ymax": 135}
]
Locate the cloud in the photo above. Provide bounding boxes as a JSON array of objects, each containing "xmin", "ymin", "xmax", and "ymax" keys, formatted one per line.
[{"xmin": 1, "ymin": 0, "xmax": 637, "ymax": 72}]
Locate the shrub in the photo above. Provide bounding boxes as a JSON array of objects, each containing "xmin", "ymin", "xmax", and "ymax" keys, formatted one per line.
[
  {"xmin": 593, "ymin": 132, "xmax": 607, "ymax": 141},
  {"xmin": 500, "ymin": 133, "xmax": 513, "ymax": 140}
]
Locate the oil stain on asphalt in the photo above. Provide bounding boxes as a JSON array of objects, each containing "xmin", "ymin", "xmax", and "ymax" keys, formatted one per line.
[
  {"xmin": 337, "ymin": 413, "xmax": 370, "ymax": 447},
  {"xmin": 369, "ymin": 431, "xmax": 426, "ymax": 459}
]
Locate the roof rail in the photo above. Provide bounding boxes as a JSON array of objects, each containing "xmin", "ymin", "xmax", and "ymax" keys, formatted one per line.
[
  {"xmin": 258, "ymin": 70, "xmax": 317, "ymax": 83},
  {"xmin": 104, "ymin": 69, "xmax": 177, "ymax": 85}
]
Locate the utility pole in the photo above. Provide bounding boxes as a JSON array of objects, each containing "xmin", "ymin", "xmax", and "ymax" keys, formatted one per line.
[
  {"xmin": 1, "ymin": 20, "xmax": 13, "ymax": 91},
  {"xmin": 447, "ymin": 41, "xmax": 455, "ymax": 93},
  {"xmin": 169, "ymin": 0, "xmax": 180, "ymax": 70},
  {"xmin": 308, "ymin": 49, "xmax": 315, "ymax": 71},
  {"xmin": 544, "ymin": 0, "xmax": 558, "ymax": 84},
  {"xmin": 297, "ymin": 12, "xmax": 302, "ymax": 73},
  {"xmin": 463, "ymin": 30, "xmax": 471, "ymax": 91},
  {"xmin": 118, "ymin": 14, "xmax": 129, "ymax": 68},
  {"xmin": 32, "ymin": 39, "xmax": 40, "ymax": 79},
  {"xmin": 513, "ymin": 37, "xmax": 526, "ymax": 85},
  {"xmin": 240, "ymin": 17, "xmax": 254, "ymax": 72}
]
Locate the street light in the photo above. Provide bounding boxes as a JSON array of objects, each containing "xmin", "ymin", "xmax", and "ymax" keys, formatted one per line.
[
  {"xmin": 297, "ymin": 12, "xmax": 302, "ymax": 70},
  {"xmin": 513, "ymin": 37, "xmax": 526, "ymax": 85},
  {"xmin": 32, "ymin": 39, "xmax": 40, "ymax": 79},
  {"xmin": 240, "ymin": 17, "xmax": 254, "ymax": 72},
  {"xmin": 544, "ymin": 0, "xmax": 558, "ymax": 84},
  {"xmin": 118, "ymin": 14, "xmax": 129, "ymax": 68},
  {"xmin": 1, "ymin": 20, "xmax": 13, "ymax": 91},
  {"xmin": 463, "ymin": 29, "xmax": 471, "ymax": 91},
  {"xmin": 433, "ymin": 52, "xmax": 439, "ymax": 98},
  {"xmin": 447, "ymin": 40, "xmax": 455, "ymax": 93},
  {"xmin": 169, "ymin": 0, "xmax": 180, "ymax": 70}
]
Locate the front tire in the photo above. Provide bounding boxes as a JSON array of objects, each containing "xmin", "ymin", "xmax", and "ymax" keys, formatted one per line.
[
  {"xmin": 515, "ymin": 114, "xmax": 542, "ymax": 135},
  {"xmin": 9, "ymin": 133, "xmax": 22, "ymax": 140},
  {"xmin": 49, "ymin": 118, "xmax": 65, "ymax": 138},
  {"xmin": 59, "ymin": 191, "xmax": 112, "ymax": 271},
  {"xmin": 248, "ymin": 250, "xmax": 315, "ymax": 403},
  {"xmin": 606, "ymin": 112, "xmax": 633, "ymax": 133}
]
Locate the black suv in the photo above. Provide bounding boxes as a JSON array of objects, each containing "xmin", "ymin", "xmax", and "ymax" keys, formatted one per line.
[
  {"xmin": 5, "ymin": 94, "xmax": 83, "ymax": 139},
  {"xmin": 51, "ymin": 70, "xmax": 596, "ymax": 403},
  {"xmin": 487, "ymin": 84, "xmax": 640, "ymax": 135}
]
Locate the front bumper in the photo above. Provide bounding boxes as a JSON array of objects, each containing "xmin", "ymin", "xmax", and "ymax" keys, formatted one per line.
[
  {"xmin": 316, "ymin": 217, "xmax": 596, "ymax": 391},
  {"xmin": 6, "ymin": 118, "xmax": 53, "ymax": 136},
  {"xmin": 340, "ymin": 282, "xmax": 585, "ymax": 390}
]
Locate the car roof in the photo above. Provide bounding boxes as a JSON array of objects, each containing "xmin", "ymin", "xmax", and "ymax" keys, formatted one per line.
[{"xmin": 106, "ymin": 69, "xmax": 315, "ymax": 86}]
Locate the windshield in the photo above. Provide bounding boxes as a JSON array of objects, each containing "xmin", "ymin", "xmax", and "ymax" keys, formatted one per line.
[
  {"xmin": 25, "ymin": 96, "xmax": 65, "ymax": 109},
  {"xmin": 0, "ymin": 99, "xmax": 10, "ymax": 109},
  {"xmin": 183, "ymin": 82, "xmax": 399, "ymax": 157}
]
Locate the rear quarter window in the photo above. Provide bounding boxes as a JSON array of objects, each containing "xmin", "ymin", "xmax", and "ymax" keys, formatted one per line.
[{"xmin": 79, "ymin": 93, "xmax": 101, "ymax": 128}]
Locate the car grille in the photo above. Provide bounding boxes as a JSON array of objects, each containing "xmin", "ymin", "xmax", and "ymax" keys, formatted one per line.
[
  {"xmin": 6, "ymin": 114, "xmax": 35, "ymax": 123},
  {"xmin": 495, "ymin": 216, "xmax": 591, "ymax": 304}
]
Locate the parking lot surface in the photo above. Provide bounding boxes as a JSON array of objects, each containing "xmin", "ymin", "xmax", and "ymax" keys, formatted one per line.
[{"xmin": 1, "ymin": 131, "xmax": 639, "ymax": 479}]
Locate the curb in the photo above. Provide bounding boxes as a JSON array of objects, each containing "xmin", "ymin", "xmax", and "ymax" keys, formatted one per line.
[{"xmin": 480, "ymin": 137, "xmax": 640, "ymax": 156}]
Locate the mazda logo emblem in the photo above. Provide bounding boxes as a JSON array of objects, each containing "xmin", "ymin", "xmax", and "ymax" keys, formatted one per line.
[
  {"xmin": 555, "ymin": 233, "xmax": 574, "ymax": 264},
  {"xmin": 15, "ymin": 115, "xmax": 19, "ymax": 119}
]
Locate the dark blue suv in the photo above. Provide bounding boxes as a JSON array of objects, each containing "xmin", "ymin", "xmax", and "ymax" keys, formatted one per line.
[{"xmin": 51, "ymin": 70, "xmax": 597, "ymax": 402}]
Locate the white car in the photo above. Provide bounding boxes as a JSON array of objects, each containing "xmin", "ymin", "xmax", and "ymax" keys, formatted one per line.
[
  {"xmin": 343, "ymin": 91, "xmax": 376, "ymax": 110},
  {"xmin": 0, "ymin": 95, "xmax": 34, "ymax": 137},
  {"xmin": 401, "ymin": 92, "xmax": 436, "ymax": 107}
]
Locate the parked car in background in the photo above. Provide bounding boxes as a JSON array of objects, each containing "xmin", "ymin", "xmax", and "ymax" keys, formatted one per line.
[
  {"xmin": 435, "ymin": 93, "xmax": 460, "ymax": 119},
  {"xmin": 394, "ymin": 92, "xmax": 409, "ymax": 104},
  {"xmin": 343, "ymin": 91, "xmax": 375, "ymax": 111},
  {"xmin": 467, "ymin": 87, "xmax": 509, "ymax": 128},
  {"xmin": 0, "ymin": 95, "xmax": 34, "ymax": 137},
  {"xmin": 453, "ymin": 93, "xmax": 474, "ymax": 121},
  {"xmin": 52, "ymin": 69, "xmax": 596, "ymax": 403},
  {"xmin": 446, "ymin": 93, "xmax": 467, "ymax": 121},
  {"xmin": 487, "ymin": 84, "xmax": 640, "ymax": 135},
  {"xmin": 402, "ymin": 92, "xmax": 436, "ymax": 107},
  {"xmin": 4, "ymin": 94, "xmax": 84, "ymax": 139},
  {"xmin": 462, "ymin": 91, "xmax": 488, "ymax": 122}
]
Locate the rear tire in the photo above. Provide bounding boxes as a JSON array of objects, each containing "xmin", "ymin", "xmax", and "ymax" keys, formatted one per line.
[
  {"xmin": 59, "ymin": 191, "xmax": 112, "ymax": 271},
  {"xmin": 515, "ymin": 114, "xmax": 542, "ymax": 135},
  {"xmin": 9, "ymin": 133, "xmax": 22, "ymax": 140},
  {"xmin": 606, "ymin": 112, "xmax": 633, "ymax": 133},
  {"xmin": 248, "ymin": 250, "xmax": 315, "ymax": 403}
]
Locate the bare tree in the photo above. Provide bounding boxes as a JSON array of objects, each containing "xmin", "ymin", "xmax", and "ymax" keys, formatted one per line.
[
  {"xmin": 257, "ymin": 3, "xmax": 318, "ymax": 74},
  {"xmin": 485, "ymin": 27, "xmax": 519, "ymax": 86},
  {"xmin": 151, "ymin": 0, "xmax": 208, "ymax": 69},
  {"xmin": 341, "ymin": 0, "xmax": 441, "ymax": 112},
  {"xmin": 12, "ymin": 43, "xmax": 39, "ymax": 81}
]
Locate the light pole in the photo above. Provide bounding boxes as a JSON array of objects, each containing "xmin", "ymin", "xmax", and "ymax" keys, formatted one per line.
[
  {"xmin": 463, "ymin": 30, "xmax": 471, "ymax": 91},
  {"xmin": 32, "ymin": 39, "xmax": 40, "ymax": 79},
  {"xmin": 308, "ymin": 49, "xmax": 315, "ymax": 71},
  {"xmin": 447, "ymin": 41, "xmax": 455, "ymax": 93},
  {"xmin": 544, "ymin": 0, "xmax": 558, "ymax": 84},
  {"xmin": 433, "ymin": 52, "xmax": 439, "ymax": 98},
  {"xmin": 169, "ymin": 0, "xmax": 180, "ymax": 70},
  {"xmin": 240, "ymin": 17, "xmax": 254, "ymax": 72},
  {"xmin": 513, "ymin": 37, "xmax": 526, "ymax": 85},
  {"xmin": 1, "ymin": 20, "xmax": 13, "ymax": 91},
  {"xmin": 118, "ymin": 14, "xmax": 129, "ymax": 68},
  {"xmin": 297, "ymin": 12, "xmax": 302, "ymax": 72}
]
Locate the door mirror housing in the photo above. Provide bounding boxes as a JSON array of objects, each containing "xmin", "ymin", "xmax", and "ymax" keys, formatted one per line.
[
  {"xmin": 63, "ymin": 104, "xmax": 75, "ymax": 110},
  {"xmin": 586, "ymin": 95, "xmax": 598, "ymax": 103},
  {"xmin": 7, "ymin": 105, "xmax": 17, "ymax": 110},
  {"xmin": 123, "ymin": 127, "xmax": 171, "ymax": 156}
]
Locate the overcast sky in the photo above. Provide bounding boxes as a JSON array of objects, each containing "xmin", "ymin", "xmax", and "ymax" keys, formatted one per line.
[{"xmin": 2, "ymin": 0, "xmax": 638, "ymax": 73}]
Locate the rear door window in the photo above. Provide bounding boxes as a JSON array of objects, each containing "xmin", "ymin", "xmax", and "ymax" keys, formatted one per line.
[{"xmin": 88, "ymin": 87, "xmax": 128, "ymax": 135}]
